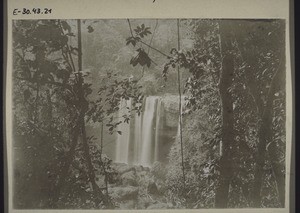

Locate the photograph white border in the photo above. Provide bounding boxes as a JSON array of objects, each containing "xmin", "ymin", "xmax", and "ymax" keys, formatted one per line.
[{"xmin": 5, "ymin": 0, "xmax": 293, "ymax": 213}]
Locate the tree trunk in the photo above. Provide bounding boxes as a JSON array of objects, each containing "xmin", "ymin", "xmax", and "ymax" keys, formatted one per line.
[
  {"xmin": 76, "ymin": 19, "xmax": 105, "ymax": 205},
  {"xmin": 215, "ymin": 21, "xmax": 235, "ymax": 208},
  {"xmin": 99, "ymin": 122, "xmax": 112, "ymax": 208},
  {"xmin": 80, "ymin": 117, "xmax": 104, "ymax": 204},
  {"xmin": 50, "ymin": 121, "xmax": 81, "ymax": 207},
  {"xmin": 176, "ymin": 19, "xmax": 186, "ymax": 198}
]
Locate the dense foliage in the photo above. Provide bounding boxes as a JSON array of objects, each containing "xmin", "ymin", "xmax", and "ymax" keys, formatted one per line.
[
  {"xmin": 125, "ymin": 19, "xmax": 286, "ymax": 208},
  {"xmin": 12, "ymin": 19, "xmax": 286, "ymax": 209},
  {"xmin": 12, "ymin": 20, "xmax": 143, "ymax": 209}
]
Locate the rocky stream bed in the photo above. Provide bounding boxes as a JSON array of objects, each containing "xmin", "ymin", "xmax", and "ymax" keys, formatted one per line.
[{"xmin": 103, "ymin": 162, "xmax": 173, "ymax": 209}]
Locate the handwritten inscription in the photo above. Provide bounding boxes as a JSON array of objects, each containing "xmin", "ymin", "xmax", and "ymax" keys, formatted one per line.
[{"xmin": 13, "ymin": 8, "xmax": 52, "ymax": 15}]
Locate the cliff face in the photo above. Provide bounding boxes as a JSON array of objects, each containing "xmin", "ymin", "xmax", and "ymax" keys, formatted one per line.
[
  {"xmin": 161, "ymin": 94, "xmax": 181, "ymax": 128},
  {"xmin": 153, "ymin": 95, "xmax": 181, "ymax": 164}
]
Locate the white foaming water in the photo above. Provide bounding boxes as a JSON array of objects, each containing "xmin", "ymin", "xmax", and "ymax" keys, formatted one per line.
[
  {"xmin": 154, "ymin": 98, "xmax": 163, "ymax": 162},
  {"xmin": 133, "ymin": 111, "xmax": 142, "ymax": 164},
  {"xmin": 115, "ymin": 99, "xmax": 131, "ymax": 163},
  {"xmin": 115, "ymin": 96, "xmax": 165, "ymax": 167},
  {"xmin": 140, "ymin": 96, "xmax": 157, "ymax": 166}
]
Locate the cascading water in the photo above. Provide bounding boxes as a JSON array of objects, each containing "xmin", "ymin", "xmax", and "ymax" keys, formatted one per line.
[
  {"xmin": 115, "ymin": 99, "xmax": 132, "ymax": 163},
  {"xmin": 133, "ymin": 112, "xmax": 142, "ymax": 165},
  {"xmin": 140, "ymin": 97, "xmax": 157, "ymax": 167},
  {"xmin": 114, "ymin": 96, "xmax": 165, "ymax": 167},
  {"xmin": 154, "ymin": 99, "xmax": 163, "ymax": 162}
]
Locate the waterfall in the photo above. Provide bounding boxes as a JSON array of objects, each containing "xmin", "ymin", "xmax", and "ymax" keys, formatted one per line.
[
  {"xmin": 133, "ymin": 112, "xmax": 142, "ymax": 164},
  {"xmin": 140, "ymin": 97, "xmax": 157, "ymax": 166},
  {"xmin": 115, "ymin": 99, "xmax": 132, "ymax": 164},
  {"xmin": 154, "ymin": 98, "xmax": 163, "ymax": 162},
  {"xmin": 115, "ymin": 96, "xmax": 166, "ymax": 167}
]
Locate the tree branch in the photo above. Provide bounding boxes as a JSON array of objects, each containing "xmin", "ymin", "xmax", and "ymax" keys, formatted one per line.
[{"xmin": 126, "ymin": 19, "xmax": 171, "ymax": 58}]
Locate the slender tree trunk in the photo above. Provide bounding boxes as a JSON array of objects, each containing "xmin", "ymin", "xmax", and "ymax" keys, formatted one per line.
[
  {"xmin": 76, "ymin": 19, "xmax": 105, "ymax": 205},
  {"xmin": 215, "ymin": 21, "xmax": 235, "ymax": 208},
  {"xmin": 100, "ymin": 122, "xmax": 109, "ymax": 198},
  {"xmin": 50, "ymin": 121, "xmax": 81, "ymax": 207},
  {"xmin": 80, "ymin": 117, "xmax": 104, "ymax": 204},
  {"xmin": 176, "ymin": 19, "xmax": 186, "ymax": 199},
  {"xmin": 99, "ymin": 122, "xmax": 112, "ymax": 208}
]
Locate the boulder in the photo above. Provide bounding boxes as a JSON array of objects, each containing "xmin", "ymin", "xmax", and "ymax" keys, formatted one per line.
[
  {"xmin": 113, "ymin": 163, "xmax": 135, "ymax": 174},
  {"xmin": 134, "ymin": 165, "xmax": 144, "ymax": 172},
  {"xmin": 120, "ymin": 170, "xmax": 138, "ymax": 186}
]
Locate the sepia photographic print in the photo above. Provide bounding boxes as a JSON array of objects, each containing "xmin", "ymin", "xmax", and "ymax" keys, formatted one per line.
[{"xmin": 5, "ymin": 0, "xmax": 293, "ymax": 212}]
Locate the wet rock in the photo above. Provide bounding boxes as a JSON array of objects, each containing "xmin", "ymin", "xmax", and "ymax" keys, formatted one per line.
[
  {"xmin": 121, "ymin": 170, "xmax": 138, "ymax": 186},
  {"xmin": 113, "ymin": 163, "xmax": 135, "ymax": 174},
  {"xmin": 134, "ymin": 165, "xmax": 144, "ymax": 172}
]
